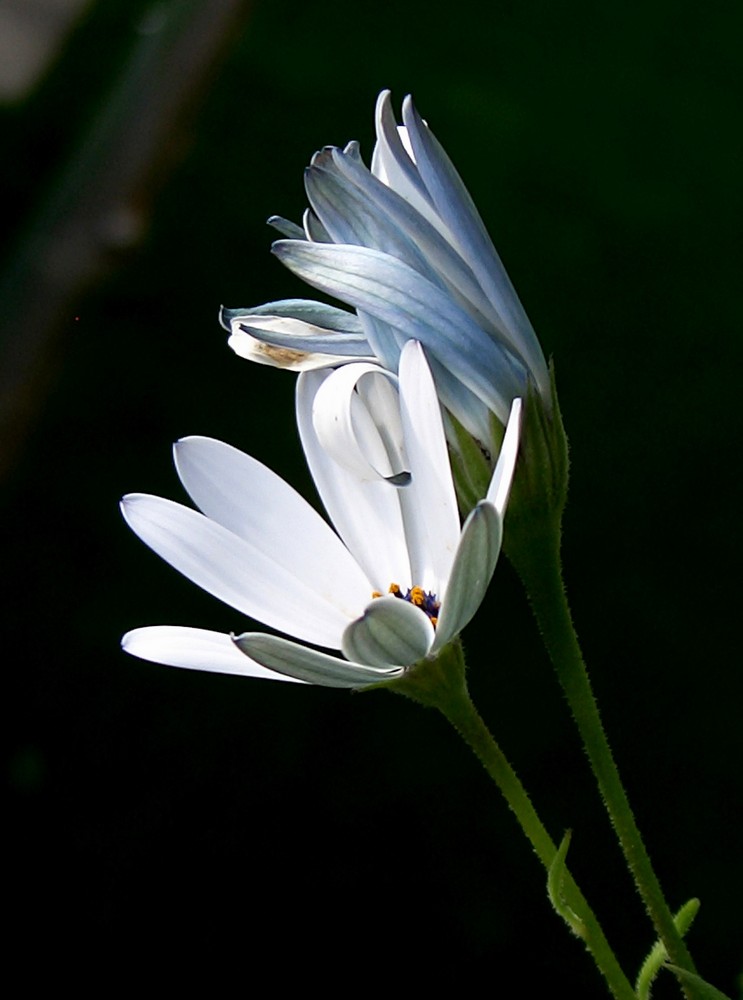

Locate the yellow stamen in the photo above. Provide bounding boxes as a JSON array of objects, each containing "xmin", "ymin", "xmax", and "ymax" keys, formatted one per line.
[{"xmin": 409, "ymin": 586, "xmax": 425, "ymax": 606}]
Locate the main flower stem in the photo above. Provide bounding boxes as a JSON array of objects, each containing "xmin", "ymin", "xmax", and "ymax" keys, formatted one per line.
[
  {"xmin": 509, "ymin": 522, "xmax": 699, "ymax": 994},
  {"xmin": 390, "ymin": 643, "xmax": 636, "ymax": 1000}
]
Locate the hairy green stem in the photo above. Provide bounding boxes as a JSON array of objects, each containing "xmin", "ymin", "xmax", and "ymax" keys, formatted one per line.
[
  {"xmin": 390, "ymin": 643, "xmax": 636, "ymax": 1000},
  {"xmin": 510, "ymin": 524, "xmax": 699, "ymax": 996}
]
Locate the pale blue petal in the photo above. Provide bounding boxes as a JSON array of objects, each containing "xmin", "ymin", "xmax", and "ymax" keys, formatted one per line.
[
  {"xmin": 220, "ymin": 298, "xmax": 364, "ymax": 334},
  {"xmin": 433, "ymin": 501, "xmax": 502, "ymax": 651},
  {"xmin": 273, "ymin": 240, "xmax": 525, "ymax": 425},
  {"xmin": 303, "ymin": 207, "xmax": 332, "ymax": 243},
  {"xmin": 221, "ymin": 298, "xmax": 372, "ymax": 365},
  {"xmin": 355, "ymin": 309, "xmax": 403, "ymax": 373},
  {"xmin": 425, "ymin": 352, "xmax": 493, "ymax": 445},
  {"xmin": 329, "ymin": 145, "xmax": 515, "ymax": 347},
  {"xmin": 342, "ymin": 139, "xmax": 363, "ymax": 162},
  {"xmin": 342, "ymin": 596, "xmax": 434, "ymax": 668},
  {"xmin": 306, "ymin": 151, "xmax": 443, "ymax": 287},
  {"xmin": 267, "ymin": 215, "xmax": 305, "ymax": 240},
  {"xmin": 233, "ymin": 632, "xmax": 403, "ymax": 688},
  {"xmin": 371, "ymin": 90, "xmax": 433, "ymax": 215},
  {"xmin": 401, "ymin": 96, "xmax": 549, "ymax": 395}
]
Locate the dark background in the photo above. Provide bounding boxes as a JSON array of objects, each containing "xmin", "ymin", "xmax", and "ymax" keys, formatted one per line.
[{"xmin": 3, "ymin": 0, "xmax": 741, "ymax": 993}]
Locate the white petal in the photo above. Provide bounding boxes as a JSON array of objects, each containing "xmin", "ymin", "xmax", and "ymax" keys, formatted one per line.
[
  {"xmin": 311, "ymin": 363, "xmax": 408, "ymax": 482},
  {"xmin": 233, "ymin": 633, "xmax": 402, "ymax": 688},
  {"xmin": 297, "ymin": 371, "xmax": 411, "ymax": 592},
  {"xmin": 122, "ymin": 626, "xmax": 303, "ymax": 682},
  {"xmin": 397, "ymin": 341, "xmax": 460, "ymax": 593},
  {"xmin": 121, "ymin": 493, "xmax": 363, "ymax": 649},
  {"xmin": 173, "ymin": 437, "xmax": 371, "ymax": 616},
  {"xmin": 341, "ymin": 596, "xmax": 434, "ymax": 668},
  {"xmin": 486, "ymin": 397, "xmax": 522, "ymax": 516},
  {"xmin": 433, "ymin": 502, "xmax": 503, "ymax": 651}
]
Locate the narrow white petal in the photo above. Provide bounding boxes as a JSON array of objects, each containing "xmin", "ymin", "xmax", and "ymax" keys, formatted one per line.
[
  {"xmin": 342, "ymin": 596, "xmax": 434, "ymax": 668},
  {"xmin": 121, "ymin": 493, "xmax": 362, "ymax": 649},
  {"xmin": 233, "ymin": 633, "xmax": 402, "ymax": 688},
  {"xmin": 433, "ymin": 502, "xmax": 502, "ymax": 651},
  {"xmin": 122, "ymin": 626, "xmax": 303, "ymax": 682},
  {"xmin": 297, "ymin": 371, "xmax": 411, "ymax": 592},
  {"xmin": 173, "ymin": 437, "xmax": 374, "ymax": 627},
  {"xmin": 486, "ymin": 397, "xmax": 523, "ymax": 516},
  {"xmin": 397, "ymin": 341, "xmax": 460, "ymax": 593}
]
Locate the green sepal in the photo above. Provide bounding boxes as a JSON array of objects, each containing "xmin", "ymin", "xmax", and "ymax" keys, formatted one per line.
[
  {"xmin": 446, "ymin": 410, "xmax": 496, "ymax": 517},
  {"xmin": 447, "ymin": 363, "xmax": 569, "ymax": 584},
  {"xmin": 547, "ymin": 830, "xmax": 587, "ymax": 938},
  {"xmin": 663, "ymin": 966, "xmax": 733, "ymax": 1000},
  {"xmin": 635, "ymin": 898, "xmax": 700, "ymax": 1000},
  {"xmin": 501, "ymin": 361, "xmax": 569, "ymax": 572}
]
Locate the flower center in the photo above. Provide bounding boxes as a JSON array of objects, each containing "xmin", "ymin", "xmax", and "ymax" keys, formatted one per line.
[{"xmin": 372, "ymin": 583, "xmax": 440, "ymax": 627}]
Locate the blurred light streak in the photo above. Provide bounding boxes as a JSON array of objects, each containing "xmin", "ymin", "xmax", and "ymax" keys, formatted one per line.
[
  {"xmin": 0, "ymin": 0, "xmax": 252, "ymax": 482},
  {"xmin": 0, "ymin": 0, "xmax": 91, "ymax": 102}
]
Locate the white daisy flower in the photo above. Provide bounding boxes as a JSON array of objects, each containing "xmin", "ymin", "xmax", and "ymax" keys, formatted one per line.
[{"xmin": 121, "ymin": 341, "xmax": 521, "ymax": 688}]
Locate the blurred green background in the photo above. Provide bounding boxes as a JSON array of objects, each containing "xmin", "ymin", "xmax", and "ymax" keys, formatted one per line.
[{"xmin": 3, "ymin": 0, "xmax": 741, "ymax": 993}]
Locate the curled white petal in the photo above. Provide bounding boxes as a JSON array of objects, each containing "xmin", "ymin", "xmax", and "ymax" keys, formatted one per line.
[{"xmin": 310, "ymin": 363, "xmax": 407, "ymax": 482}]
